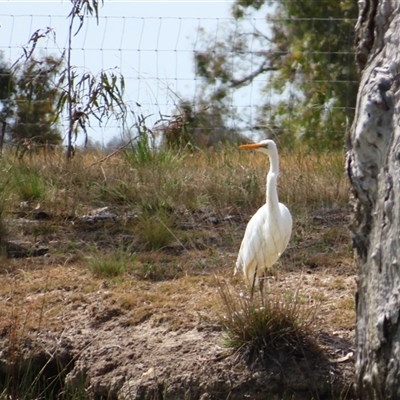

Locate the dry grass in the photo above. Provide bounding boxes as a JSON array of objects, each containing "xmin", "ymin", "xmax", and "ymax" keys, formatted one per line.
[
  {"xmin": 0, "ymin": 144, "xmax": 354, "ymax": 399},
  {"xmin": 0, "ymin": 144, "xmax": 353, "ymax": 322},
  {"xmin": 280, "ymin": 150, "xmax": 348, "ymax": 213},
  {"xmin": 0, "ymin": 145, "xmax": 349, "ymax": 215}
]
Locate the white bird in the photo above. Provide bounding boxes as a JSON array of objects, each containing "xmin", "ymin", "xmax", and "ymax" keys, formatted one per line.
[{"xmin": 234, "ymin": 139, "xmax": 292, "ymax": 302}]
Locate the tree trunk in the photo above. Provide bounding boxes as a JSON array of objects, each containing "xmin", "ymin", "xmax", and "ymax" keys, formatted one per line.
[{"xmin": 346, "ymin": 1, "xmax": 400, "ymax": 398}]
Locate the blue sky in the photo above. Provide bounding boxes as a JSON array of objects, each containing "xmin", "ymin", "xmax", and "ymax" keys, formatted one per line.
[{"xmin": 1, "ymin": 1, "xmax": 263, "ymax": 146}]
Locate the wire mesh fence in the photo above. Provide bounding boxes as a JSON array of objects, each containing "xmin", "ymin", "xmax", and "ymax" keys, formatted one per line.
[{"xmin": 0, "ymin": 4, "xmax": 358, "ymax": 150}]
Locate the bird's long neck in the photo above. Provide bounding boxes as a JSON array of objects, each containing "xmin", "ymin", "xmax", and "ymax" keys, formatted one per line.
[{"xmin": 266, "ymin": 152, "xmax": 279, "ymax": 209}]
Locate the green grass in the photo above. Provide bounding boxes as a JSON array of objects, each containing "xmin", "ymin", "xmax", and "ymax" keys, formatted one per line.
[
  {"xmin": 86, "ymin": 246, "xmax": 136, "ymax": 278},
  {"xmin": 136, "ymin": 210, "xmax": 176, "ymax": 251},
  {"xmin": 10, "ymin": 164, "xmax": 46, "ymax": 202}
]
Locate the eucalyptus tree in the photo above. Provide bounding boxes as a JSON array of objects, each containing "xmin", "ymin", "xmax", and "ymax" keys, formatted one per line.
[
  {"xmin": 195, "ymin": 0, "xmax": 358, "ymax": 148},
  {"xmin": 0, "ymin": 52, "xmax": 63, "ymax": 152},
  {"xmin": 12, "ymin": 55, "xmax": 63, "ymax": 148},
  {"xmin": 0, "ymin": 53, "xmax": 15, "ymax": 152},
  {"xmin": 347, "ymin": 0, "xmax": 400, "ymax": 397},
  {"xmin": 61, "ymin": 0, "xmax": 127, "ymax": 160},
  {"xmin": 10, "ymin": 0, "xmax": 127, "ymax": 160}
]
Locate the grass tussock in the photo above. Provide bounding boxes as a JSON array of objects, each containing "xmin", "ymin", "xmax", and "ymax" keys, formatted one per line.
[
  {"xmin": 9, "ymin": 164, "xmax": 46, "ymax": 202},
  {"xmin": 86, "ymin": 246, "xmax": 136, "ymax": 278},
  {"xmin": 136, "ymin": 210, "xmax": 176, "ymax": 251},
  {"xmin": 217, "ymin": 278, "xmax": 317, "ymax": 362}
]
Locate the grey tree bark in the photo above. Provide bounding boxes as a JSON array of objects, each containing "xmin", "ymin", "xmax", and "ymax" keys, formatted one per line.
[{"xmin": 346, "ymin": 0, "xmax": 400, "ymax": 398}]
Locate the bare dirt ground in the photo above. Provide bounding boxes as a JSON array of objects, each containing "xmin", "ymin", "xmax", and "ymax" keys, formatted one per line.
[{"xmin": 0, "ymin": 205, "xmax": 356, "ymax": 399}]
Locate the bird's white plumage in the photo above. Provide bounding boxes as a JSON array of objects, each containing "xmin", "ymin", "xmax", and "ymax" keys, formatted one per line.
[{"xmin": 234, "ymin": 139, "xmax": 292, "ymax": 295}]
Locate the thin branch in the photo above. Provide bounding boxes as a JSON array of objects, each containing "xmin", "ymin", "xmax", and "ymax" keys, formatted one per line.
[
  {"xmin": 86, "ymin": 135, "xmax": 139, "ymax": 167},
  {"xmin": 230, "ymin": 62, "xmax": 277, "ymax": 88}
]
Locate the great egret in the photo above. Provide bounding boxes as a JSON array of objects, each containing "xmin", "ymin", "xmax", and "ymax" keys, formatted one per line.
[{"xmin": 234, "ymin": 139, "xmax": 292, "ymax": 302}]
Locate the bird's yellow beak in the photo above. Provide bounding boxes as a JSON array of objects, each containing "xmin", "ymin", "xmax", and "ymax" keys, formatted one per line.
[{"xmin": 239, "ymin": 143, "xmax": 262, "ymax": 150}]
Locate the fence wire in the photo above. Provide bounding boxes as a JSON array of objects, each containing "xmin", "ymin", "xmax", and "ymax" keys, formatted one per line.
[{"xmin": 0, "ymin": 9, "xmax": 357, "ymax": 148}]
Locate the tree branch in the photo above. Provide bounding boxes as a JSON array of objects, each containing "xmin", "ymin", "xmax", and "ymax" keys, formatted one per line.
[{"xmin": 230, "ymin": 62, "xmax": 276, "ymax": 88}]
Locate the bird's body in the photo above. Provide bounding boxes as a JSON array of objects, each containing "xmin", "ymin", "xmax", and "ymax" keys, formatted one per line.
[{"xmin": 235, "ymin": 139, "xmax": 292, "ymax": 300}]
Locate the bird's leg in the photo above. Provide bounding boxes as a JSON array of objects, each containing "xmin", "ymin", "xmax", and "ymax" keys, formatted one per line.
[
  {"xmin": 250, "ymin": 266, "xmax": 258, "ymax": 303},
  {"xmin": 259, "ymin": 275, "xmax": 264, "ymax": 307}
]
